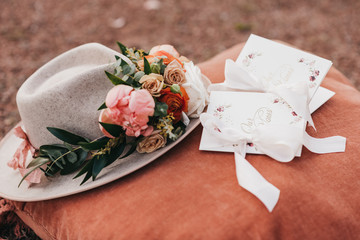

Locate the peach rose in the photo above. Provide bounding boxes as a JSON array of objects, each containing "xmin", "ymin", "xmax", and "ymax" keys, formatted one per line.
[
  {"xmin": 100, "ymin": 85, "xmax": 155, "ymax": 137},
  {"xmin": 139, "ymin": 73, "xmax": 164, "ymax": 97},
  {"xmin": 158, "ymin": 86, "xmax": 189, "ymax": 123},
  {"xmin": 178, "ymin": 56, "xmax": 190, "ymax": 63},
  {"xmin": 164, "ymin": 60, "xmax": 186, "ymax": 85},
  {"xmin": 136, "ymin": 130, "xmax": 167, "ymax": 153},
  {"xmin": 149, "ymin": 45, "xmax": 180, "ymax": 58}
]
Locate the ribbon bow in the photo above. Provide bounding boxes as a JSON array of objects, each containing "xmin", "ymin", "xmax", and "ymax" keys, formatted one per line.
[
  {"xmin": 209, "ymin": 59, "xmax": 315, "ymax": 128},
  {"xmin": 200, "ymin": 113, "xmax": 346, "ymax": 212}
]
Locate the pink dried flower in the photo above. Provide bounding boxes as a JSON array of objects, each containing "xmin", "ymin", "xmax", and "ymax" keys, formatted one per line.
[
  {"xmin": 100, "ymin": 85, "xmax": 155, "ymax": 138},
  {"xmin": 8, "ymin": 126, "xmax": 42, "ymax": 184}
]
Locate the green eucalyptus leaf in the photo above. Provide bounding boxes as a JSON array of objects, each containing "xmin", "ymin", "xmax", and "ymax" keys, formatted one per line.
[
  {"xmin": 130, "ymin": 64, "xmax": 136, "ymax": 75},
  {"xmin": 122, "ymin": 64, "xmax": 132, "ymax": 75},
  {"xmin": 134, "ymin": 71, "xmax": 145, "ymax": 82},
  {"xmin": 99, "ymin": 122, "xmax": 124, "ymax": 138},
  {"xmin": 143, "ymin": 57, "xmax": 151, "ymax": 74},
  {"xmin": 60, "ymin": 149, "xmax": 88, "ymax": 175},
  {"xmin": 98, "ymin": 102, "xmax": 107, "ymax": 110},
  {"xmin": 105, "ymin": 71, "xmax": 130, "ymax": 86},
  {"xmin": 117, "ymin": 42, "xmax": 128, "ymax": 55},
  {"xmin": 154, "ymin": 101, "xmax": 168, "ymax": 117},
  {"xmin": 47, "ymin": 127, "xmax": 89, "ymax": 145},
  {"xmin": 67, "ymin": 151, "xmax": 78, "ymax": 164},
  {"xmin": 76, "ymin": 148, "xmax": 89, "ymax": 162}
]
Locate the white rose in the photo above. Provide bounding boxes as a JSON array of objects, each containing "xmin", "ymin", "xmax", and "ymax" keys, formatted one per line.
[{"xmin": 182, "ymin": 62, "xmax": 211, "ymax": 118}]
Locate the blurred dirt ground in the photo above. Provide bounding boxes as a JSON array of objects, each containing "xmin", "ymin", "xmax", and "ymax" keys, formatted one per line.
[{"xmin": 0, "ymin": 0, "xmax": 359, "ymax": 138}]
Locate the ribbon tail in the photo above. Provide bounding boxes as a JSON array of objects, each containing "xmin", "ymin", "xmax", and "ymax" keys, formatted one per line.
[
  {"xmin": 234, "ymin": 146, "xmax": 280, "ymax": 212},
  {"xmin": 303, "ymin": 132, "xmax": 346, "ymax": 154}
]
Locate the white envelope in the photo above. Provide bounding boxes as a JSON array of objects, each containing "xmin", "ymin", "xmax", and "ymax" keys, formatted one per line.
[{"xmin": 236, "ymin": 34, "xmax": 333, "ymax": 99}]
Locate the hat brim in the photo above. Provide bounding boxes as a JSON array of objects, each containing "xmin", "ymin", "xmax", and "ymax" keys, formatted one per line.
[{"xmin": 0, "ymin": 119, "xmax": 200, "ymax": 202}]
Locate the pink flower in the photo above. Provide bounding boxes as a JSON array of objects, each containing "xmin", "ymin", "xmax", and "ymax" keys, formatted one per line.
[
  {"xmin": 129, "ymin": 89, "xmax": 155, "ymax": 117},
  {"xmin": 100, "ymin": 85, "xmax": 155, "ymax": 138},
  {"xmin": 7, "ymin": 126, "xmax": 42, "ymax": 184}
]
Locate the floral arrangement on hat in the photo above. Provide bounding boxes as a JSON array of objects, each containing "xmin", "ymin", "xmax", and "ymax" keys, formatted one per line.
[{"xmin": 9, "ymin": 43, "xmax": 210, "ymax": 186}]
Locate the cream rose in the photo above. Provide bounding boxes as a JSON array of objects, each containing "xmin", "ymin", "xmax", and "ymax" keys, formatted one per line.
[
  {"xmin": 182, "ymin": 61, "xmax": 211, "ymax": 118},
  {"xmin": 139, "ymin": 73, "xmax": 164, "ymax": 97},
  {"xmin": 136, "ymin": 131, "xmax": 167, "ymax": 153},
  {"xmin": 164, "ymin": 60, "xmax": 186, "ymax": 85}
]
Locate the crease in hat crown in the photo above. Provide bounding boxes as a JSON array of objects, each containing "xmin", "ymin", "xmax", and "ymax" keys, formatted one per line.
[{"xmin": 16, "ymin": 43, "xmax": 131, "ymax": 148}]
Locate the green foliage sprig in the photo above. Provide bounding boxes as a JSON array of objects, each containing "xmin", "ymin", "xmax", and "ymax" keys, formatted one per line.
[{"xmin": 20, "ymin": 124, "xmax": 139, "ymax": 187}]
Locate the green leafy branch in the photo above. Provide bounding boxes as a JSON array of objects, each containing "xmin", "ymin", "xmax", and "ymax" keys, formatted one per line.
[{"xmin": 20, "ymin": 123, "xmax": 140, "ymax": 187}]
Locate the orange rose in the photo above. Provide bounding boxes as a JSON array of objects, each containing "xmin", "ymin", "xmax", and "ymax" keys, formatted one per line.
[{"xmin": 158, "ymin": 87, "xmax": 189, "ymax": 123}]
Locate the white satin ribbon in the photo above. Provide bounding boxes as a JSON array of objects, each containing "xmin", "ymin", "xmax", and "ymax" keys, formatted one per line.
[
  {"xmin": 209, "ymin": 59, "xmax": 315, "ymax": 128},
  {"xmin": 200, "ymin": 113, "xmax": 346, "ymax": 212}
]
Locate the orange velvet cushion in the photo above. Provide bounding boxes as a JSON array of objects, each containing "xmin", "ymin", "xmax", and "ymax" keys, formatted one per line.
[{"xmin": 10, "ymin": 43, "xmax": 360, "ymax": 239}]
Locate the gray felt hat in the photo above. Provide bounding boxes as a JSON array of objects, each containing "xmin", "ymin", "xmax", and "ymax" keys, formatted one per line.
[
  {"xmin": 0, "ymin": 43, "xmax": 201, "ymax": 201},
  {"xmin": 16, "ymin": 43, "xmax": 131, "ymax": 148}
]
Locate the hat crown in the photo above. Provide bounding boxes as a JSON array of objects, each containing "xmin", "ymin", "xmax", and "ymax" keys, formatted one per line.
[{"xmin": 16, "ymin": 43, "xmax": 124, "ymax": 148}]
